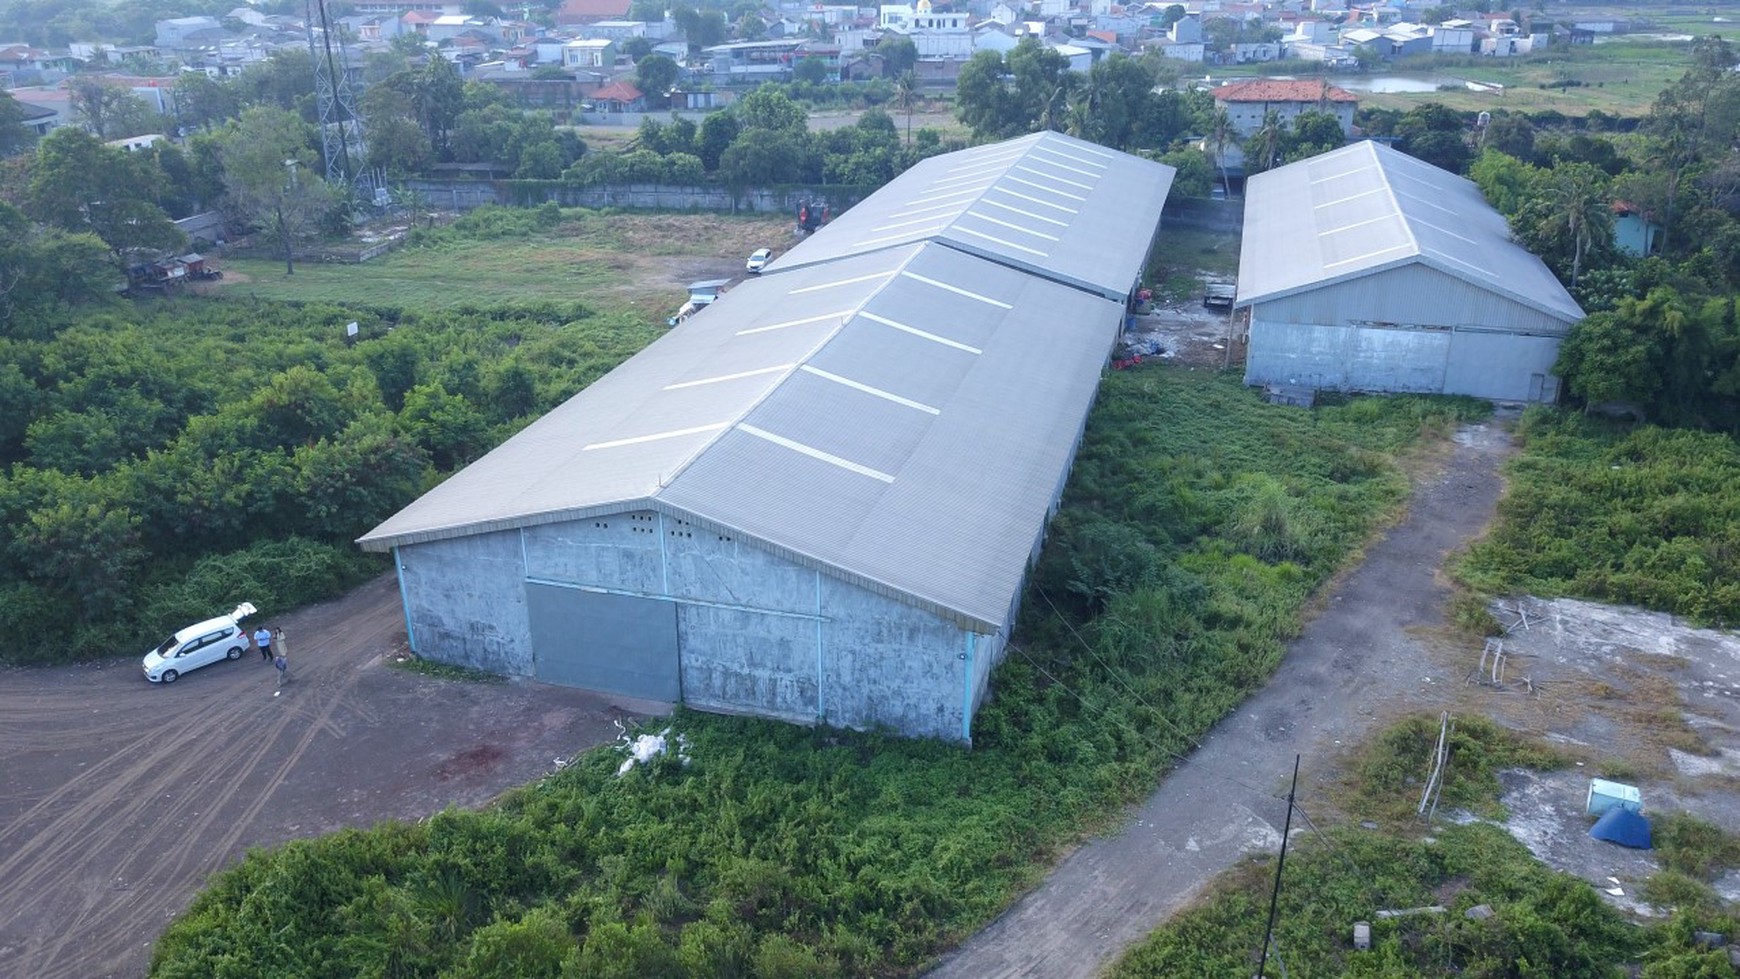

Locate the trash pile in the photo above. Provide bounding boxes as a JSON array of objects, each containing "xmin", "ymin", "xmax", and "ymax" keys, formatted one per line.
[{"xmin": 615, "ymin": 727, "xmax": 691, "ymax": 777}]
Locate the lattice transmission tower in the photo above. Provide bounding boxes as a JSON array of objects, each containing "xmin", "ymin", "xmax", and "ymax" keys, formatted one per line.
[{"xmin": 305, "ymin": 0, "xmax": 363, "ymax": 188}]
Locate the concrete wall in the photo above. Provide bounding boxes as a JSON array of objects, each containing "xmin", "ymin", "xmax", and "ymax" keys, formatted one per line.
[
  {"xmin": 404, "ymin": 178, "xmax": 870, "ymax": 216},
  {"xmin": 400, "ymin": 508, "xmax": 995, "ymax": 741},
  {"xmin": 1245, "ymin": 262, "xmax": 1573, "ymax": 402},
  {"xmin": 1250, "ymin": 263, "xmax": 1574, "ymax": 335},
  {"xmin": 397, "ymin": 531, "xmax": 533, "ymax": 675}
]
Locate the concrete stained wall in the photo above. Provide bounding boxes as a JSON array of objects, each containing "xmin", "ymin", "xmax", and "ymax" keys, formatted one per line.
[
  {"xmin": 1244, "ymin": 262, "xmax": 1573, "ymax": 402},
  {"xmin": 1252, "ymin": 262, "xmax": 1573, "ymax": 335},
  {"xmin": 400, "ymin": 508, "xmax": 998, "ymax": 741},
  {"xmin": 397, "ymin": 530, "xmax": 533, "ymax": 676}
]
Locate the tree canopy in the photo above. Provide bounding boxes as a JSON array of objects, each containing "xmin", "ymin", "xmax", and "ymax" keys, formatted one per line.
[{"xmin": 24, "ymin": 128, "xmax": 184, "ymax": 261}]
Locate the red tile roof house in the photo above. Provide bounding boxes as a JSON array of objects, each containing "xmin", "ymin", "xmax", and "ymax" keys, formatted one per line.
[
  {"xmin": 555, "ymin": 0, "xmax": 632, "ymax": 26},
  {"xmin": 589, "ymin": 79, "xmax": 645, "ymax": 111},
  {"xmin": 1207, "ymin": 78, "xmax": 1358, "ymax": 172}
]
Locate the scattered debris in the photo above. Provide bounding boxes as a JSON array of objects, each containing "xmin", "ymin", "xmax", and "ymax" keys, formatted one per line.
[
  {"xmin": 615, "ymin": 727, "xmax": 691, "ymax": 777},
  {"xmin": 1352, "ymin": 921, "xmax": 1371, "ymax": 950},
  {"xmin": 1586, "ymin": 778, "xmax": 1642, "ymax": 817},
  {"xmin": 1464, "ymin": 904, "xmax": 1495, "ymax": 920}
]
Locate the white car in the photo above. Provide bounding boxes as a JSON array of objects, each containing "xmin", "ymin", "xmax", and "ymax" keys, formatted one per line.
[
  {"xmin": 142, "ymin": 602, "xmax": 258, "ymax": 684},
  {"xmin": 745, "ymin": 248, "xmax": 773, "ymax": 274}
]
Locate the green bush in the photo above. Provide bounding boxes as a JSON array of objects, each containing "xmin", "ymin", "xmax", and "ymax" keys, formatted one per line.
[
  {"xmin": 1458, "ymin": 409, "xmax": 1740, "ymax": 625},
  {"xmin": 150, "ymin": 371, "xmax": 1485, "ymax": 978},
  {"xmin": 0, "ymin": 298, "xmax": 659, "ymax": 664}
]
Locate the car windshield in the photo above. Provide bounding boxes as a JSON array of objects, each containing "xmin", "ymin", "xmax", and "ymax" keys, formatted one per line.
[{"xmin": 154, "ymin": 635, "xmax": 177, "ymax": 655}]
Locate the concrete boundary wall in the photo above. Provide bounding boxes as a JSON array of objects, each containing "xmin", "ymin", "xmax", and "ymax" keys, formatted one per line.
[{"xmin": 403, "ymin": 178, "xmax": 873, "ymax": 216}]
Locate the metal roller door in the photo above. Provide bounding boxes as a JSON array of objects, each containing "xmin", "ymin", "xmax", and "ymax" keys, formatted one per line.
[{"xmin": 527, "ymin": 584, "xmax": 679, "ymax": 701}]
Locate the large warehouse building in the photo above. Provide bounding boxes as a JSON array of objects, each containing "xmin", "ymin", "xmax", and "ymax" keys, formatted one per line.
[
  {"xmin": 360, "ymin": 132, "xmax": 1175, "ymax": 742},
  {"xmin": 1237, "ymin": 140, "xmax": 1583, "ymax": 403}
]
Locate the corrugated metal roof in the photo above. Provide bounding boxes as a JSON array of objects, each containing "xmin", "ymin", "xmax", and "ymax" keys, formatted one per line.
[
  {"xmin": 1235, "ymin": 140, "xmax": 1584, "ymax": 325},
  {"xmin": 360, "ymin": 240, "xmax": 1125, "ymax": 630},
  {"xmin": 764, "ymin": 130, "xmax": 1175, "ymax": 301},
  {"xmin": 361, "ymin": 134, "xmax": 1172, "ymax": 630}
]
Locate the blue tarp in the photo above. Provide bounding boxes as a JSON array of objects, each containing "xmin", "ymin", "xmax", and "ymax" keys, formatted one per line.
[{"xmin": 1589, "ymin": 806, "xmax": 1653, "ymax": 849}]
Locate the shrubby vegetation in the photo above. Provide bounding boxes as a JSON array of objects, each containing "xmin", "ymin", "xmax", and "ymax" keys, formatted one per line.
[
  {"xmin": 149, "ymin": 371, "xmax": 1485, "ymax": 977},
  {"xmin": 0, "ymin": 295, "xmax": 660, "ymax": 664},
  {"xmin": 1457, "ymin": 409, "xmax": 1740, "ymax": 626},
  {"xmin": 565, "ymin": 88, "xmax": 962, "ymax": 193},
  {"xmin": 1111, "ymin": 716, "xmax": 1740, "ymax": 978}
]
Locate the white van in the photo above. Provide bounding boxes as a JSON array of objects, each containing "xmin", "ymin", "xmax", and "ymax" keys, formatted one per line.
[{"xmin": 142, "ymin": 602, "xmax": 258, "ymax": 684}]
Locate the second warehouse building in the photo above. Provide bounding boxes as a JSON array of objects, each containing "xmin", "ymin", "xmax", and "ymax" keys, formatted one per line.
[{"xmin": 360, "ymin": 132, "xmax": 1175, "ymax": 742}]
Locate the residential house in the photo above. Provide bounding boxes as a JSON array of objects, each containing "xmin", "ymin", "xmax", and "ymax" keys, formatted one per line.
[
  {"xmin": 1207, "ymin": 78, "xmax": 1357, "ymax": 172},
  {"xmin": 587, "ymin": 77, "xmax": 644, "ymax": 111},
  {"xmin": 1612, "ymin": 201, "xmax": 1661, "ymax": 257},
  {"xmin": 563, "ymin": 38, "xmax": 615, "ymax": 69}
]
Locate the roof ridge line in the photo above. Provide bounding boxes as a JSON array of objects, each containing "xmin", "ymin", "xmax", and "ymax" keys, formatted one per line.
[{"xmin": 1369, "ymin": 140, "xmax": 1421, "ymax": 262}]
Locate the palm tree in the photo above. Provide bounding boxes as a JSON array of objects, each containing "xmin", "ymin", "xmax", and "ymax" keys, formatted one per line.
[
  {"xmin": 895, "ymin": 70, "xmax": 919, "ymax": 146},
  {"xmin": 1206, "ymin": 106, "xmax": 1241, "ymax": 196},
  {"xmin": 1536, "ymin": 162, "xmax": 1612, "ymax": 288},
  {"xmin": 1248, "ymin": 109, "xmax": 1284, "ymax": 174}
]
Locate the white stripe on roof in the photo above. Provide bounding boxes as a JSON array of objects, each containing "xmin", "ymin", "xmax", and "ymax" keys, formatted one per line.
[
  {"xmin": 1025, "ymin": 153, "xmax": 1104, "ymax": 178},
  {"xmin": 989, "ymin": 186, "xmax": 1079, "ymax": 213},
  {"xmin": 931, "ymin": 169, "xmax": 1006, "ymax": 187},
  {"xmin": 1319, "ymin": 214, "xmax": 1394, "ymax": 237},
  {"xmin": 1002, "ymin": 175, "xmax": 1087, "ymax": 201},
  {"xmin": 738, "ymin": 424, "xmax": 895, "ymax": 482},
  {"xmin": 854, "ymin": 225, "xmax": 949, "ymax": 248},
  {"xmin": 789, "ymin": 272, "xmax": 894, "ymax": 294},
  {"xmin": 737, "ymin": 310, "xmax": 852, "ymax": 335},
  {"xmin": 859, "ymin": 311, "xmax": 983, "ymax": 353},
  {"xmin": 665, "ymin": 364, "xmax": 794, "ymax": 390},
  {"xmin": 1323, "ymin": 243, "xmax": 1412, "ymax": 268},
  {"xmin": 954, "ymin": 225, "xmax": 1049, "ymax": 256},
  {"xmin": 584, "ymin": 422, "xmax": 728, "ymax": 451},
  {"xmin": 874, "ymin": 212, "xmax": 968, "ymax": 232},
  {"xmin": 1014, "ymin": 165, "xmax": 1095, "ymax": 191},
  {"xmin": 801, "ymin": 365, "xmax": 940, "ymax": 414},
  {"xmin": 976, "ymin": 197, "xmax": 1070, "ymax": 226},
  {"xmin": 900, "ymin": 270, "xmax": 1013, "ymax": 308},
  {"xmin": 947, "ymin": 151, "xmax": 1024, "ymax": 173},
  {"xmin": 907, "ymin": 186, "xmax": 992, "ymax": 207},
  {"xmin": 1314, "ymin": 186, "xmax": 1386, "ymax": 209},
  {"xmin": 966, "ymin": 211, "xmax": 1060, "ymax": 240}
]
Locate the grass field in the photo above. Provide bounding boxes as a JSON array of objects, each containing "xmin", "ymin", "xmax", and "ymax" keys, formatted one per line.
[
  {"xmin": 217, "ymin": 210, "xmax": 792, "ymax": 314},
  {"xmin": 1357, "ymin": 42, "xmax": 1693, "ymax": 116}
]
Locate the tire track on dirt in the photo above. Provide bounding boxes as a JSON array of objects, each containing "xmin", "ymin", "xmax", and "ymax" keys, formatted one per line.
[{"xmin": 0, "ymin": 581, "xmax": 401, "ymax": 979}]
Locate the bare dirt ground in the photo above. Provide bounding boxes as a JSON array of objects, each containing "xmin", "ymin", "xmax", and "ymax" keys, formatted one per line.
[
  {"xmin": 1118, "ymin": 288, "xmax": 1244, "ymax": 371},
  {"xmin": 0, "ymin": 575, "xmax": 663, "ymax": 979}
]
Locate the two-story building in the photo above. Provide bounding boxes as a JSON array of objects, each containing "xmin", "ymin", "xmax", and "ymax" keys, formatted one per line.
[{"xmin": 1207, "ymin": 78, "xmax": 1357, "ymax": 174}]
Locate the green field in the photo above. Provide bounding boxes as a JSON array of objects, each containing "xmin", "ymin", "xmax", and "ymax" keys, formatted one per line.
[
  {"xmin": 1358, "ymin": 42, "xmax": 1693, "ymax": 116},
  {"xmin": 219, "ymin": 209, "xmax": 791, "ymax": 313}
]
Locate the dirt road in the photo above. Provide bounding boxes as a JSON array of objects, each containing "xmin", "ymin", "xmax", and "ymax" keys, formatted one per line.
[
  {"xmin": 0, "ymin": 575, "xmax": 655, "ymax": 979},
  {"xmin": 926, "ymin": 421, "xmax": 1515, "ymax": 979}
]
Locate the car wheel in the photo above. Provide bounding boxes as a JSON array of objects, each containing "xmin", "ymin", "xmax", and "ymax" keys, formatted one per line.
[
  {"xmin": 226, "ymin": 645, "xmax": 243, "ymax": 661},
  {"xmin": 161, "ymin": 669, "xmax": 178, "ymax": 683}
]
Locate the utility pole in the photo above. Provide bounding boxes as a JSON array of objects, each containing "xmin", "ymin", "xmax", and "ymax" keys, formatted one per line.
[{"xmin": 1256, "ymin": 755, "xmax": 1300, "ymax": 979}]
